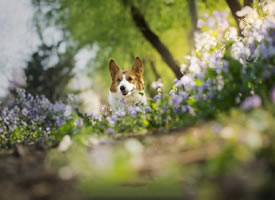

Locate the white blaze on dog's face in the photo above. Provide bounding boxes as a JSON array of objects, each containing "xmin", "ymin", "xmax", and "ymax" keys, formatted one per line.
[{"xmin": 109, "ymin": 57, "xmax": 144, "ymax": 97}]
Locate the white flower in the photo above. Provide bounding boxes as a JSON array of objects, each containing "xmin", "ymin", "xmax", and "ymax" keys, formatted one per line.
[
  {"xmin": 225, "ymin": 27, "xmax": 238, "ymax": 41},
  {"xmin": 197, "ymin": 19, "xmax": 204, "ymax": 28},
  {"xmin": 195, "ymin": 32, "xmax": 217, "ymax": 52},
  {"xmin": 208, "ymin": 52, "xmax": 223, "ymax": 69},
  {"xmin": 203, "ymin": 13, "xmax": 209, "ymax": 18},
  {"xmin": 151, "ymin": 79, "xmax": 163, "ymax": 89},
  {"xmin": 263, "ymin": 2, "xmax": 275, "ymax": 15},
  {"xmin": 180, "ymin": 63, "xmax": 187, "ymax": 73},
  {"xmin": 236, "ymin": 6, "xmax": 256, "ymax": 18},
  {"xmin": 237, "ymin": 6, "xmax": 259, "ymax": 27},
  {"xmin": 189, "ymin": 62, "xmax": 201, "ymax": 74},
  {"xmin": 180, "ymin": 75, "xmax": 195, "ymax": 89},
  {"xmin": 231, "ymin": 41, "xmax": 250, "ymax": 60},
  {"xmin": 207, "ymin": 17, "xmax": 216, "ymax": 28}
]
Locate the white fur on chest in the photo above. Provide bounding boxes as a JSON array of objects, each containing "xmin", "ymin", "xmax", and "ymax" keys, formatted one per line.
[{"xmin": 108, "ymin": 90, "xmax": 146, "ymax": 110}]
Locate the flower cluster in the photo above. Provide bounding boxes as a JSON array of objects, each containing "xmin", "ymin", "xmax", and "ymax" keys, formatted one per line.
[
  {"xmin": 175, "ymin": 1, "xmax": 275, "ymax": 111},
  {"xmin": 0, "ymin": 89, "xmax": 73, "ymax": 147}
]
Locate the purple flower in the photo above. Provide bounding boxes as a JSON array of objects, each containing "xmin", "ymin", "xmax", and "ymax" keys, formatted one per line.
[
  {"xmin": 178, "ymin": 91, "xmax": 189, "ymax": 100},
  {"xmin": 88, "ymin": 113, "xmax": 95, "ymax": 118},
  {"xmin": 93, "ymin": 114, "xmax": 103, "ymax": 121},
  {"xmin": 106, "ymin": 128, "xmax": 114, "ymax": 135},
  {"xmin": 174, "ymin": 80, "xmax": 183, "ymax": 88},
  {"xmin": 181, "ymin": 105, "xmax": 195, "ymax": 116},
  {"xmin": 128, "ymin": 106, "xmax": 141, "ymax": 118},
  {"xmin": 222, "ymin": 61, "xmax": 229, "ymax": 72},
  {"xmin": 169, "ymin": 90, "xmax": 176, "ymax": 95},
  {"xmin": 241, "ymin": 95, "xmax": 262, "ymax": 110},
  {"xmin": 16, "ymin": 88, "xmax": 26, "ymax": 99},
  {"xmin": 75, "ymin": 119, "xmax": 83, "ymax": 128},
  {"xmin": 0, "ymin": 89, "xmax": 71, "ymax": 144},
  {"xmin": 144, "ymin": 107, "xmax": 151, "ymax": 113},
  {"xmin": 100, "ymin": 105, "xmax": 106, "ymax": 113},
  {"xmin": 163, "ymin": 103, "xmax": 169, "ymax": 113},
  {"xmin": 153, "ymin": 94, "xmax": 162, "ymax": 100},
  {"xmin": 170, "ymin": 95, "xmax": 183, "ymax": 110},
  {"xmin": 270, "ymin": 86, "xmax": 275, "ymax": 103},
  {"xmin": 116, "ymin": 109, "xmax": 126, "ymax": 117},
  {"xmin": 151, "ymin": 79, "xmax": 163, "ymax": 89},
  {"xmin": 175, "ymin": 75, "xmax": 195, "ymax": 89},
  {"xmin": 22, "ymin": 108, "xmax": 29, "ymax": 116},
  {"xmin": 110, "ymin": 115, "xmax": 118, "ymax": 124},
  {"xmin": 208, "ymin": 91, "xmax": 215, "ymax": 99},
  {"xmin": 56, "ymin": 119, "xmax": 65, "ymax": 127}
]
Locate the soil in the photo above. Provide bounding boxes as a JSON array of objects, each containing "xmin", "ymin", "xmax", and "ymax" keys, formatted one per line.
[{"xmin": 0, "ymin": 145, "xmax": 81, "ymax": 200}]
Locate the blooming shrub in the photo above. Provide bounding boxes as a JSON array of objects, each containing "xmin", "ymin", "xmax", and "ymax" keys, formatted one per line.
[
  {"xmin": 80, "ymin": 1, "xmax": 275, "ymax": 136},
  {"xmin": 0, "ymin": 89, "xmax": 74, "ymax": 147}
]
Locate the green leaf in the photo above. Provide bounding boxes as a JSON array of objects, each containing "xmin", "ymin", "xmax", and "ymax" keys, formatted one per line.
[{"xmin": 139, "ymin": 92, "xmax": 144, "ymax": 96}]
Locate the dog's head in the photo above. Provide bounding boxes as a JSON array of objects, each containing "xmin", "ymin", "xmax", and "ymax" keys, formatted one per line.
[{"xmin": 109, "ymin": 57, "xmax": 144, "ymax": 97}]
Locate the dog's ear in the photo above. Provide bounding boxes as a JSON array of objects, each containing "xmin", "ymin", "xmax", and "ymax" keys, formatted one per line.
[
  {"xmin": 131, "ymin": 57, "xmax": 143, "ymax": 75},
  {"xmin": 109, "ymin": 59, "xmax": 120, "ymax": 80}
]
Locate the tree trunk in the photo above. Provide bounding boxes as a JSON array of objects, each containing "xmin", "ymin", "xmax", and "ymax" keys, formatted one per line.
[
  {"xmin": 149, "ymin": 59, "xmax": 160, "ymax": 80},
  {"xmin": 225, "ymin": 0, "xmax": 243, "ymax": 35},
  {"xmin": 130, "ymin": 5, "xmax": 182, "ymax": 79},
  {"xmin": 187, "ymin": 0, "xmax": 199, "ymax": 50},
  {"xmin": 244, "ymin": 0, "xmax": 253, "ymax": 7},
  {"xmin": 188, "ymin": 0, "xmax": 198, "ymax": 33}
]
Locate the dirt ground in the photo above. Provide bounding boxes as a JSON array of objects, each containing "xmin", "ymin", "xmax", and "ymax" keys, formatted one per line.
[
  {"xmin": 1, "ymin": 125, "xmax": 274, "ymax": 200},
  {"xmin": 0, "ymin": 145, "xmax": 81, "ymax": 200}
]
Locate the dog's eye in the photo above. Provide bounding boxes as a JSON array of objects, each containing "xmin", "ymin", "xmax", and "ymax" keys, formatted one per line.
[
  {"xmin": 117, "ymin": 78, "xmax": 121, "ymax": 82},
  {"xmin": 128, "ymin": 77, "xmax": 133, "ymax": 81}
]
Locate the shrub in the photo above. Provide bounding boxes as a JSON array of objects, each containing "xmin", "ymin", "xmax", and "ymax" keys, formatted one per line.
[{"xmin": 0, "ymin": 89, "xmax": 75, "ymax": 147}]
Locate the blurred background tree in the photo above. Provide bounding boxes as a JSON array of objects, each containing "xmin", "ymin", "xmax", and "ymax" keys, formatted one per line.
[
  {"xmin": 18, "ymin": 0, "xmax": 80, "ymax": 102},
  {"xmin": 24, "ymin": 42, "xmax": 76, "ymax": 102}
]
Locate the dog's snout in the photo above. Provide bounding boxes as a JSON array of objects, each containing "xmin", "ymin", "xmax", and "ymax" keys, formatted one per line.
[{"xmin": 120, "ymin": 86, "xmax": 125, "ymax": 91}]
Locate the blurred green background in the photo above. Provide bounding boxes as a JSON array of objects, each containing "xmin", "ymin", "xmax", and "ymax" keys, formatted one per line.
[{"xmin": 1, "ymin": 0, "xmax": 243, "ymax": 112}]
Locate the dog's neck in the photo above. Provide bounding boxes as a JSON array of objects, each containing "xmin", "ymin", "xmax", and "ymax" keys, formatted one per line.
[{"xmin": 108, "ymin": 90, "xmax": 146, "ymax": 111}]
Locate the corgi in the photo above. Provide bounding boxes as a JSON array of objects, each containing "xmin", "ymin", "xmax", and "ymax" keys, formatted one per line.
[{"xmin": 108, "ymin": 57, "xmax": 147, "ymax": 110}]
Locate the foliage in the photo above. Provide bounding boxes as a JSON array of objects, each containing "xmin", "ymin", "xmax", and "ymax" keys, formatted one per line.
[
  {"xmin": 31, "ymin": 0, "xmax": 228, "ymax": 93},
  {"xmin": 75, "ymin": 1, "xmax": 275, "ymax": 137},
  {"xmin": 0, "ymin": 89, "xmax": 75, "ymax": 147},
  {"xmin": 24, "ymin": 42, "xmax": 76, "ymax": 102}
]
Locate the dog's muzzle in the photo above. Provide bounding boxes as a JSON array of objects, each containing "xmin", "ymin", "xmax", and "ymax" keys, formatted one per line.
[{"xmin": 120, "ymin": 87, "xmax": 135, "ymax": 96}]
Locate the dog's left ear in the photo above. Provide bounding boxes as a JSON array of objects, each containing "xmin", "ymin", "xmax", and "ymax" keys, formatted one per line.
[{"xmin": 131, "ymin": 57, "xmax": 143, "ymax": 75}]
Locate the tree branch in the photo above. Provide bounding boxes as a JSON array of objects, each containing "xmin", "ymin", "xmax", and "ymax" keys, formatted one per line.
[
  {"xmin": 225, "ymin": 0, "xmax": 244, "ymax": 35},
  {"xmin": 149, "ymin": 59, "xmax": 160, "ymax": 80},
  {"xmin": 187, "ymin": 0, "xmax": 199, "ymax": 49},
  {"xmin": 244, "ymin": 0, "xmax": 253, "ymax": 7},
  {"xmin": 130, "ymin": 5, "xmax": 182, "ymax": 79}
]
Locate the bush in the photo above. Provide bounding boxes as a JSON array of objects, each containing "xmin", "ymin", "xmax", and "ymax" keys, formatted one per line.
[{"xmin": 0, "ymin": 89, "xmax": 75, "ymax": 147}]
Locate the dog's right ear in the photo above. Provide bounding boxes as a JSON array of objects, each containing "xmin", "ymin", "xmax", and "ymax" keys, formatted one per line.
[{"xmin": 109, "ymin": 59, "xmax": 120, "ymax": 80}]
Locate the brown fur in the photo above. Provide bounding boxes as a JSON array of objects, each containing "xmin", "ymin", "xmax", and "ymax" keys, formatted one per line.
[{"xmin": 109, "ymin": 57, "xmax": 144, "ymax": 92}]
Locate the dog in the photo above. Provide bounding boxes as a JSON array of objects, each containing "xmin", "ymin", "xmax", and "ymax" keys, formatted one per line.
[{"xmin": 108, "ymin": 57, "xmax": 147, "ymax": 111}]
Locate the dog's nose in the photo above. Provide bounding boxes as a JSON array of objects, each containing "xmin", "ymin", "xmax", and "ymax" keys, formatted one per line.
[{"xmin": 120, "ymin": 86, "xmax": 125, "ymax": 91}]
